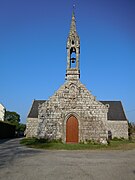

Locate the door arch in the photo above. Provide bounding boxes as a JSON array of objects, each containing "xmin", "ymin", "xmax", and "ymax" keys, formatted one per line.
[{"xmin": 66, "ymin": 115, "xmax": 78, "ymax": 143}]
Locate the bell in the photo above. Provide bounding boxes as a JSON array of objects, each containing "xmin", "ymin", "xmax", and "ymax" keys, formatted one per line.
[{"xmin": 71, "ymin": 57, "xmax": 76, "ymax": 63}]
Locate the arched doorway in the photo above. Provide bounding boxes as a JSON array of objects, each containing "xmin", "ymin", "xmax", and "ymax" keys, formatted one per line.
[{"xmin": 66, "ymin": 115, "xmax": 78, "ymax": 143}]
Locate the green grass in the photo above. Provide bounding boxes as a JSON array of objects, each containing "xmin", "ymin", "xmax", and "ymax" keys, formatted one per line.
[{"xmin": 20, "ymin": 138, "xmax": 135, "ymax": 150}]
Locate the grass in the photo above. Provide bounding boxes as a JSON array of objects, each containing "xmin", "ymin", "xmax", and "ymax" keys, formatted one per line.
[{"xmin": 20, "ymin": 138, "xmax": 135, "ymax": 150}]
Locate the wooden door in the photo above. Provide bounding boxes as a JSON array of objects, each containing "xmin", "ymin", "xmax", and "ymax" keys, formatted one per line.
[{"xmin": 66, "ymin": 116, "xmax": 78, "ymax": 143}]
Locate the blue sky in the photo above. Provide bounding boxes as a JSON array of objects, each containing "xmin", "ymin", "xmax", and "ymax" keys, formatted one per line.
[{"xmin": 0, "ymin": 0, "xmax": 135, "ymax": 123}]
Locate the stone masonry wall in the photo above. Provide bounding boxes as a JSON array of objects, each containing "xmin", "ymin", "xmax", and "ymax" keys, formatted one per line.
[
  {"xmin": 107, "ymin": 120, "xmax": 128, "ymax": 139},
  {"xmin": 26, "ymin": 118, "xmax": 39, "ymax": 137},
  {"xmin": 38, "ymin": 80, "xmax": 109, "ymax": 143}
]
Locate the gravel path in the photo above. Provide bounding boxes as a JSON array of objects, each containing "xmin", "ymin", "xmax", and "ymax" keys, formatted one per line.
[{"xmin": 0, "ymin": 138, "xmax": 135, "ymax": 180}]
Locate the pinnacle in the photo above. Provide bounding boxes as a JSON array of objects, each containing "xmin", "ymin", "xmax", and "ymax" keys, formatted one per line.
[{"xmin": 69, "ymin": 11, "xmax": 77, "ymax": 35}]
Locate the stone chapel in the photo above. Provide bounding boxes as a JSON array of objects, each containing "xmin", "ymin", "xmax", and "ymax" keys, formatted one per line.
[{"xmin": 26, "ymin": 12, "xmax": 128, "ymax": 144}]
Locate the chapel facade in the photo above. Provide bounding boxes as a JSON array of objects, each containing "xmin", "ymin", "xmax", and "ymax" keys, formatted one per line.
[{"xmin": 26, "ymin": 12, "xmax": 128, "ymax": 143}]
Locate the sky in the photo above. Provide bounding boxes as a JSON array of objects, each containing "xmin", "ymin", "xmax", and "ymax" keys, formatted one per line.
[{"xmin": 0, "ymin": 0, "xmax": 135, "ymax": 124}]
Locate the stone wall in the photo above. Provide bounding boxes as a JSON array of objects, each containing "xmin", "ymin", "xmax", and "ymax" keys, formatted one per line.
[
  {"xmin": 37, "ymin": 80, "xmax": 109, "ymax": 143},
  {"xmin": 26, "ymin": 81, "xmax": 128, "ymax": 143},
  {"xmin": 107, "ymin": 120, "xmax": 128, "ymax": 139},
  {"xmin": 26, "ymin": 118, "xmax": 39, "ymax": 137}
]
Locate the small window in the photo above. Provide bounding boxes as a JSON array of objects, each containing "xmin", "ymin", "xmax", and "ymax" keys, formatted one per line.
[{"xmin": 72, "ymin": 40, "xmax": 74, "ymax": 45}]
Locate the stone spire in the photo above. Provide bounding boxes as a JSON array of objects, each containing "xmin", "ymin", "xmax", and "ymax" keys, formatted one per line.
[
  {"xmin": 69, "ymin": 11, "xmax": 77, "ymax": 35},
  {"xmin": 66, "ymin": 11, "xmax": 80, "ymax": 81}
]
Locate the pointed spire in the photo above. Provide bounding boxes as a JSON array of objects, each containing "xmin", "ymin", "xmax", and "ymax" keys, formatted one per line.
[
  {"xmin": 66, "ymin": 8, "xmax": 80, "ymax": 81},
  {"xmin": 69, "ymin": 8, "xmax": 77, "ymax": 35}
]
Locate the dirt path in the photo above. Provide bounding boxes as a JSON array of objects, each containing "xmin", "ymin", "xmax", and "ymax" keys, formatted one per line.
[{"xmin": 0, "ymin": 138, "xmax": 135, "ymax": 180}]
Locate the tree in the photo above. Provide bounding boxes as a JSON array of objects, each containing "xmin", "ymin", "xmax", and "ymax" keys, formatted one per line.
[
  {"xmin": 19, "ymin": 123, "xmax": 26, "ymax": 133},
  {"xmin": 5, "ymin": 111, "xmax": 26, "ymax": 137},
  {"xmin": 5, "ymin": 111, "xmax": 20, "ymax": 124},
  {"xmin": 128, "ymin": 122, "xmax": 135, "ymax": 140}
]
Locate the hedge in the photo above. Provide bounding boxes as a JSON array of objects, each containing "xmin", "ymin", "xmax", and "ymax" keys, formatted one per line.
[{"xmin": 0, "ymin": 121, "xmax": 15, "ymax": 139}]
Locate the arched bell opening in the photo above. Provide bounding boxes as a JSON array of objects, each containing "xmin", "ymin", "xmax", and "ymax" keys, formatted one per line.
[{"xmin": 70, "ymin": 47, "xmax": 76, "ymax": 68}]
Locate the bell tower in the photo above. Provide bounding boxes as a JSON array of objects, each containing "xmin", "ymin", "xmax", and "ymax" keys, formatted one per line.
[{"xmin": 66, "ymin": 11, "xmax": 80, "ymax": 81}]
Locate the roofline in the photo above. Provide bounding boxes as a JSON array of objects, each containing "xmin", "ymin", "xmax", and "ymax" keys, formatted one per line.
[
  {"xmin": 100, "ymin": 100, "xmax": 122, "ymax": 102},
  {"xmin": 100, "ymin": 100, "xmax": 128, "ymax": 121},
  {"xmin": 120, "ymin": 101, "xmax": 128, "ymax": 121},
  {"xmin": 27, "ymin": 99, "xmax": 35, "ymax": 119},
  {"xmin": 0, "ymin": 103, "xmax": 6, "ymax": 109},
  {"xmin": 27, "ymin": 99, "xmax": 47, "ymax": 118}
]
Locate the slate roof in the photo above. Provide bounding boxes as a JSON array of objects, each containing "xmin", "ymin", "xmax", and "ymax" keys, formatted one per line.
[
  {"xmin": 28, "ymin": 100, "xmax": 46, "ymax": 118},
  {"xmin": 100, "ymin": 101, "xmax": 127, "ymax": 121},
  {"xmin": 28, "ymin": 100, "xmax": 127, "ymax": 121}
]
